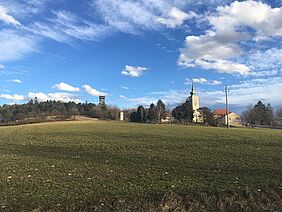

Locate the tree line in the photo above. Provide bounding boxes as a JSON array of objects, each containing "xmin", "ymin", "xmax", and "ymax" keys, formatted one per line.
[
  {"xmin": 129, "ymin": 100, "xmax": 166, "ymax": 123},
  {"xmin": 128, "ymin": 99, "xmax": 214, "ymax": 124},
  {"xmin": 129, "ymin": 99, "xmax": 282, "ymax": 128},
  {"xmin": 242, "ymin": 101, "xmax": 282, "ymax": 127},
  {"xmin": 0, "ymin": 98, "xmax": 281, "ymax": 128},
  {"xmin": 171, "ymin": 99, "xmax": 214, "ymax": 124},
  {"xmin": 0, "ymin": 98, "xmax": 120, "ymax": 126}
]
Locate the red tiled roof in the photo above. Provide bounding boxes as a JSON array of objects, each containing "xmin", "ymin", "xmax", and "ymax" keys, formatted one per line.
[{"xmin": 213, "ymin": 109, "xmax": 231, "ymax": 116}]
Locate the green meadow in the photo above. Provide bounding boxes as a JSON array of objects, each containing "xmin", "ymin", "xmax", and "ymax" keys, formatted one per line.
[{"xmin": 0, "ymin": 121, "xmax": 281, "ymax": 211}]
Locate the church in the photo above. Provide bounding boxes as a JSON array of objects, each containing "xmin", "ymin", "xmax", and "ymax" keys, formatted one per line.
[{"xmin": 188, "ymin": 83, "xmax": 204, "ymax": 123}]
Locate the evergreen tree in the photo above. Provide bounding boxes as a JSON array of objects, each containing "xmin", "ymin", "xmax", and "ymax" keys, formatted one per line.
[
  {"xmin": 147, "ymin": 103, "xmax": 158, "ymax": 123},
  {"xmin": 199, "ymin": 107, "xmax": 214, "ymax": 125},
  {"xmin": 130, "ymin": 111, "xmax": 139, "ymax": 122},
  {"xmin": 242, "ymin": 101, "xmax": 274, "ymax": 126},
  {"xmin": 172, "ymin": 99, "xmax": 193, "ymax": 123},
  {"xmin": 137, "ymin": 106, "xmax": 147, "ymax": 123}
]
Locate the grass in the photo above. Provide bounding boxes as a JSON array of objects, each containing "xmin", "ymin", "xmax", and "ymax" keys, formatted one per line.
[{"xmin": 0, "ymin": 121, "xmax": 281, "ymax": 211}]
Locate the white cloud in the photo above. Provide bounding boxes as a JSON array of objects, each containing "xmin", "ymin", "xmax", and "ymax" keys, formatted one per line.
[
  {"xmin": 244, "ymin": 48, "xmax": 282, "ymax": 76},
  {"xmin": 185, "ymin": 78, "xmax": 222, "ymax": 85},
  {"xmin": 0, "ymin": 64, "xmax": 4, "ymax": 70},
  {"xmin": 94, "ymin": 0, "xmax": 163, "ymax": 33},
  {"xmin": 82, "ymin": 85, "xmax": 107, "ymax": 97},
  {"xmin": 191, "ymin": 78, "xmax": 207, "ymax": 84},
  {"xmin": 26, "ymin": 22, "xmax": 69, "ymax": 43},
  {"xmin": 178, "ymin": 0, "xmax": 282, "ymax": 75},
  {"xmin": 196, "ymin": 59, "xmax": 251, "ymax": 75},
  {"xmin": 7, "ymin": 79, "xmax": 22, "ymax": 84},
  {"xmin": 121, "ymin": 65, "xmax": 147, "ymax": 77},
  {"xmin": 157, "ymin": 7, "xmax": 196, "ymax": 28},
  {"xmin": 0, "ymin": 0, "xmax": 56, "ymax": 18},
  {"xmin": 93, "ymin": 0, "xmax": 200, "ymax": 33},
  {"xmin": 0, "ymin": 94, "xmax": 24, "ymax": 101},
  {"xmin": 53, "ymin": 82, "xmax": 80, "ymax": 92},
  {"xmin": 25, "ymin": 10, "xmax": 111, "ymax": 44},
  {"xmin": 180, "ymin": 33, "xmax": 244, "ymax": 61},
  {"xmin": 210, "ymin": 0, "xmax": 282, "ymax": 40},
  {"xmin": 124, "ymin": 97, "xmax": 159, "ymax": 108},
  {"xmin": 178, "ymin": 33, "xmax": 251, "ymax": 75},
  {"xmin": 121, "ymin": 86, "xmax": 129, "ymax": 90},
  {"xmin": 0, "ymin": 30, "xmax": 38, "ymax": 62},
  {"xmin": 1, "ymin": 0, "xmax": 106, "ymax": 43},
  {"xmin": 28, "ymin": 92, "xmax": 81, "ymax": 103},
  {"xmin": 0, "ymin": 5, "xmax": 21, "ymax": 26},
  {"xmin": 122, "ymin": 88, "xmax": 192, "ymax": 108},
  {"xmin": 28, "ymin": 92, "xmax": 49, "ymax": 102},
  {"xmin": 120, "ymin": 95, "xmax": 126, "ymax": 99}
]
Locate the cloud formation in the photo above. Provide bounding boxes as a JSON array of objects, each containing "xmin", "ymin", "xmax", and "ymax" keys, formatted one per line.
[
  {"xmin": 0, "ymin": 94, "xmax": 25, "ymax": 102},
  {"xmin": 94, "ymin": 0, "xmax": 198, "ymax": 33},
  {"xmin": 28, "ymin": 92, "xmax": 81, "ymax": 103},
  {"xmin": 94, "ymin": 0, "xmax": 163, "ymax": 33},
  {"xmin": 157, "ymin": 7, "xmax": 196, "ymax": 28},
  {"xmin": 185, "ymin": 78, "xmax": 222, "ymax": 86},
  {"xmin": 121, "ymin": 86, "xmax": 129, "ymax": 90},
  {"xmin": 245, "ymin": 48, "xmax": 282, "ymax": 76},
  {"xmin": 121, "ymin": 65, "xmax": 147, "ymax": 77},
  {"xmin": 53, "ymin": 82, "xmax": 80, "ymax": 92},
  {"xmin": 0, "ymin": 30, "xmax": 38, "ymax": 62},
  {"xmin": 26, "ymin": 10, "xmax": 110, "ymax": 43},
  {"xmin": 210, "ymin": 0, "xmax": 282, "ymax": 40},
  {"xmin": 7, "ymin": 79, "xmax": 22, "ymax": 84},
  {"xmin": 178, "ymin": 0, "xmax": 282, "ymax": 75},
  {"xmin": 0, "ymin": 5, "xmax": 21, "ymax": 26},
  {"xmin": 82, "ymin": 85, "xmax": 107, "ymax": 97}
]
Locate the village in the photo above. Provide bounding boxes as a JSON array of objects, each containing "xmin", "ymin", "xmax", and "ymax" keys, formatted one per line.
[
  {"xmin": 114, "ymin": 84, "xmax": 248, "ymax": 128},
  {"xmin": 1, "ymin": 83, "xmax": 279, "ymax": 129}
]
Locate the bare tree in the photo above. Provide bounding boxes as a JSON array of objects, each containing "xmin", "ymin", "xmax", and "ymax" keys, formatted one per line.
[{"xmin": 275, "ymin": 108, "xmax": 282, "ymax": 125}]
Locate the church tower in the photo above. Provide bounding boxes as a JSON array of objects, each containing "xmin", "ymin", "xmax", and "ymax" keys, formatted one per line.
[
  {"xmin": 188, "ymin": 83, "xmax": 202, "ymax": 123},
  {"xmin": 190, "ymin": 83, "xmax": 199, "ymax": 111}
]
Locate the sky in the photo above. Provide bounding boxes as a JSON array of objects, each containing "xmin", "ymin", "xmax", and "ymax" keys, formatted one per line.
[{"xmin": 0, "ymin": 0, "xmax": 282, "ymax": 113}]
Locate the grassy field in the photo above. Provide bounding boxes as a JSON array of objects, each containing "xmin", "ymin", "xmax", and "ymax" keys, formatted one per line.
[{"xmin": 0, "ymin": 121, "xmax": 281, "ymax": 211}]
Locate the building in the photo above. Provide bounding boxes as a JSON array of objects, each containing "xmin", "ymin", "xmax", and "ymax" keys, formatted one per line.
[
  {"xmin": 161, "ymin": 111, "xmax": 173, "ymax": 123},
  {"xmin": 120, "ymin": 111, "xmax": 124, "ymax": 121},
  {"xmin": 213, "ymin": 109, "xmax": 242, "ymax": 127},
  {"xmin": 188, "ymin": 83, "xmax": 204, "ymax": 123},
  {"xmin": 99, "ymin": 96, "xmax": 105, "ymax": 105}
]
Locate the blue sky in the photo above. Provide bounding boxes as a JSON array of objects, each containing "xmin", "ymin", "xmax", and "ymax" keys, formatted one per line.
[{"xmin": 0, "ymin": 0, "xmax": 281, "ymax": 113}]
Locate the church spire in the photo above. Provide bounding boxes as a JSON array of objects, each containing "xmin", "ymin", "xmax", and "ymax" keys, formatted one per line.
[{"xmin": 190, "ymin": 82, "xmax": 196, "ymax": 95}]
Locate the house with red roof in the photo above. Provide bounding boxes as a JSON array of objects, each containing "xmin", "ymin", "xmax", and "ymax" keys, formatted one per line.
[{"xmin": 213, "ymin": 109, "xmax": 242, "ymax": 127}]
